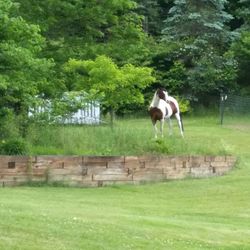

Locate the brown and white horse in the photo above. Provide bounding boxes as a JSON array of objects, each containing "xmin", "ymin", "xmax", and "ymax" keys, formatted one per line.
[{"xmin": 149, "ymin": 88, "xmax": 184, "ymax": 138}]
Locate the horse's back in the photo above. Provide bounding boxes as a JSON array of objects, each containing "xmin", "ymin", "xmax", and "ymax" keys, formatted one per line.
[{"xmin": 167, "ymin": 96, "xmax": 180, "ymax": 113}]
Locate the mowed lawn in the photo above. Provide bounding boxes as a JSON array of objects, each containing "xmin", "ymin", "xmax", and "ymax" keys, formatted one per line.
[{"xmin": 1, "ymin": 116, "xmax": 250, "ymax": 250}]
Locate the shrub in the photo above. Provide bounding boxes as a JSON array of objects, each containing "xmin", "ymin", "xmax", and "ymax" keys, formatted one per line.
[
  {"xmin": 0, "ymin": 138, "xmax": 29, "ymax": 155},
  {"xmin": 151, "ymin": 139, "xmax": 170, "ymax": 154},
  {"xmin": 0, "ymin": 109, "xmax": 19, "ymax": 140},
  {"xmin": 176, "ymin": 97, "xmax": 191, "ymax": 113}
]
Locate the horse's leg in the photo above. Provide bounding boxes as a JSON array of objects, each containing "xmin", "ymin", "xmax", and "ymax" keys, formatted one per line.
[
  {"xmin": 160, "ymin": 119, "xmax": 164, "ymax": 138},
  {"xmin": 166, "ymin": 118, "xmax": 173, "ymax": 136},
  {"xmin": 175, "ymin": 112, "xmax": 184, "ymax": 137},
  {"xmin": 152, "ymin": 120, "xmax": 158, "ymax": 138}
]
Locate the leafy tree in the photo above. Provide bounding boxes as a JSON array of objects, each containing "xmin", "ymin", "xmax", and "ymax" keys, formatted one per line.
[
  {"xmin": 231, "ymin": 31, "xmax": 250, "ymax": 94},
  {"xmin": 136, "ymin": 0, "xmax": 163, "ymax": 35},
  {"xmin": 0, "ymin": 0, "xmax": 55, "ymax": 137},
  {"xmin": 236, "ymin": 0, "xmax": 250, "ymax": 30},
  {"xmin": 227, "ymin": 0, "xmax": 250, "ymax": 95},
  {"xmin": 17, "ymin": 0, "xmax": 153, "ymax": 66},
  {"xmin": 3, "ymin": 0, "xmax": 246, "ymax": 118},
  {"xmin": 135, "ymin": 0, "xmax": 174, "ymax": 37},
  {"xmin": 161, "ymin": 60, "xmax": 187, "ymax": 93},
  {"xmin": 226, "ymin": 0, "xmax": 244, "ymax": 30},
  {"xmin": 187, "ymin": 51, "xmax": 238, "ymax": 94},
  {"xmin": 64, "ymin": 55, "xmax": 155, "ymax": 124}
]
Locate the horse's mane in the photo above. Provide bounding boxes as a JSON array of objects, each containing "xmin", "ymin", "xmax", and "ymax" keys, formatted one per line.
[{"xmin": 150, "ymin": 90, "xmax": 160, "ymax": 108}]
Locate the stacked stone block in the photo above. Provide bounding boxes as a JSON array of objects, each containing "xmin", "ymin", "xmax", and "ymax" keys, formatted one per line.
[{"xmin": 0, "ymin": 155, "xmax": 237, "ymax": 187}]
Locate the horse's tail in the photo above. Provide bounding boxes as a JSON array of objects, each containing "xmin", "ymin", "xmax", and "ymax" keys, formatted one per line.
[{"xmin": 180, "ymin": 112, "xmax": 184, "ymax": 132}]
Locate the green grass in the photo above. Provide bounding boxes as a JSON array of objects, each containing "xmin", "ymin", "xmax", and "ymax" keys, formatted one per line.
[
  {"xmin": 26, "ymin": 115, "xmax": 249, "ymax": 156},
  {"xmin": 1, "ymin": 115, "xmax": 250, "ymax": 249}
]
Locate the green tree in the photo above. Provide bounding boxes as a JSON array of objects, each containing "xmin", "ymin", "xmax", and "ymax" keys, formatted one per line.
[
  {"xmin": 17, "ymin": 0, "xmax": 153, "ymax": 66},
  {"xmin": 228, "ymin": 1, "xmax": 250, "ymax": 95},
  {"xmin": 162, "ymin": 0, "xmax": 234, "ymax": 50},
  {"xmin": 64, "ymin": 55, "xmax": 155, "ymax": 125},
  {"xmin": 236, "ymin": 0, "xmax": 250, "ymax": 30},
  {"xmin": 231, "ymin": 31, "xmax": 250, "ymax": 95},
  {"xmin": 161, "ymin": 0, "xmax": 238, "ymax": 98},
  {"xmin": 135, "ymin": 0, "xmax": 174, "ymax": 36},
  {"xmin": 0, "ymin": 0, "xmax": 54, "ymax": 138}
]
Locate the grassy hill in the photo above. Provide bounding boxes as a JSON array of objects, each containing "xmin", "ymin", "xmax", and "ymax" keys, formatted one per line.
[{"xmin": 0, "ymin": 115, "xmax": 250, "ymax": 249}]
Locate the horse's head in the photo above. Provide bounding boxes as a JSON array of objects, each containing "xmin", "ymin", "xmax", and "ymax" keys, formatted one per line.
[
  {"xmin": 149, "ymin": 87, "xmax": 169, "ymax": 109},
  {"xmin": 156, "ymin": 88, "xmax": 168, "ymax": 102}
]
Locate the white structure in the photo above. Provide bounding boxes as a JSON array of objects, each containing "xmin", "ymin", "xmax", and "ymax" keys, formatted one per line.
[
  {"xmin": 29, "ymin": 92, "xmax": 101, "ymax": 125},
  {"xmin": 63, "ymin": 101, "xmax": 101, "ymax": 125}
]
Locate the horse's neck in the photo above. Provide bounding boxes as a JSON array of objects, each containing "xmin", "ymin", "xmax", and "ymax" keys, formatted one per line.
[
  {"xmin": 150, "ymin": 99, "xmax": 159, "ymax": 107},
  {"xmin": 150, "ymin": 92, "xmax": 178, "ymax": 110}
]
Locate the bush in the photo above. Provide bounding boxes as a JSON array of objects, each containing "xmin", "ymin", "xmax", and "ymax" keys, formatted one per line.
[
  {"xmin": 0, "ymin": 109, "xmax": 19, "ymax": 140},
  {"xmin": 151, "ymin": 139, "xmax": 170, "ymax": 154},
  {"xmin": 0, "ymin": 138, "xmax": 29, "ymax": 155},
  {"xmin": 176, "ymin": 97, "xmax": 191, "ymax": 113}
]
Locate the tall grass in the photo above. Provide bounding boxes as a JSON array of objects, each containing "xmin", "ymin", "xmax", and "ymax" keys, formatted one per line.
[{"xmin": 26, "ymin": 115, "xmax": 237, "ymax": 156}]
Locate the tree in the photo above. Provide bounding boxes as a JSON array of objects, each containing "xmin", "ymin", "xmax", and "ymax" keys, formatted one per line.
[
  {"xmin": 227, "ymin": 0, "xmax": 250, "ymax": 95},
  {"xmin": 136, "ymin": 0, "xmax": 162, "ymax": 35},
  {"xmin": 162, "ymin": 0, "xmax": 234, "ymax": 50},
  {"xmin": 231, "ymin": 31, "xmax": 250, "ymax": 95},
  {"xmin": 17, "ymin": 0, "xmax": 153, "ymax": 66},
  {"xmin": 160, "ymin": 0, "xmax": 238, "ymax": 98},
  {"xmin": 0, "ymin": 0, "xmax": 55, "ymax": 138},
  {"xmin": 236, "ymin": 0, "xmax": 250, "ymax": 30},
  {"xmin": 64, "ymin": 55, "xmax": 155, "ymax": 125}
]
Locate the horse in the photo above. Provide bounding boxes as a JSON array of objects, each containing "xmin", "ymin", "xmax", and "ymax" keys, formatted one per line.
[{"xmin": 149, "ymin": 88, "xmax": 184, "ymax": 138}]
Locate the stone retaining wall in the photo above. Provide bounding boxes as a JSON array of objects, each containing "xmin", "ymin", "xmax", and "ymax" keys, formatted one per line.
[{"xmin": 0, "ymin": 155, "xmax": 237, "ymax": 187}]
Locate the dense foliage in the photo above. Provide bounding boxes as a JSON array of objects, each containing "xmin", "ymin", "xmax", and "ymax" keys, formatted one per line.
[
  {"xmin": 0, "ymin": 0, "xmax": 250, "ymax": 147},
  {"xmin": 161, "ymin": 0, "xmax": 238, "ymax": 97},
  {"xmin": 0, "ymin": 0, "xmax": 55, "ymax": 146},
  {"xmin": 64, "ymin": 55, "xmax": 155, "ymax": 123}
]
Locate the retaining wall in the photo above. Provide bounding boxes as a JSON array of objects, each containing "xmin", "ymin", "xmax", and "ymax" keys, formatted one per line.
[{"xmin": 0, "ymin": 155, "xmax": 237, "ymax": 187}]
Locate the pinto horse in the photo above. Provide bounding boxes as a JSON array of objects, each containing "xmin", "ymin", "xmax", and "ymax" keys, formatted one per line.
[{"xmin": 149, "ymin": 88, "xmax": 184, "ymax": 138}]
